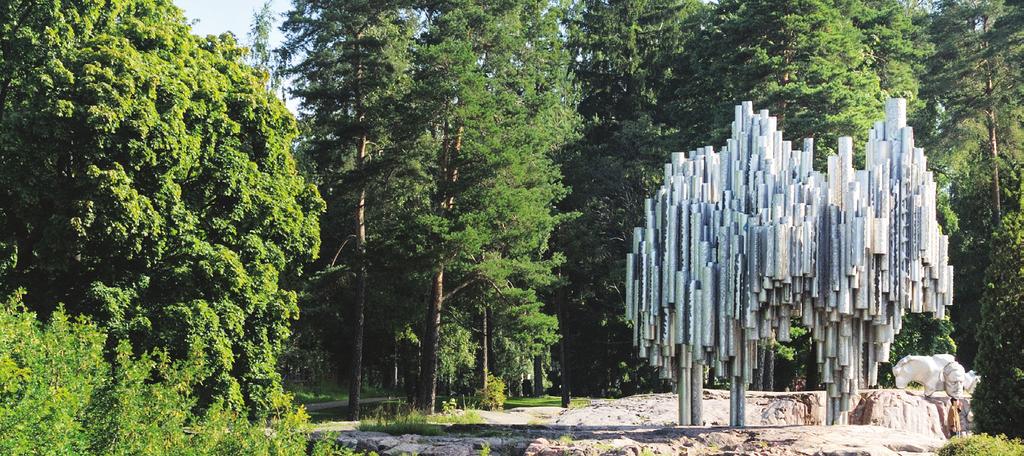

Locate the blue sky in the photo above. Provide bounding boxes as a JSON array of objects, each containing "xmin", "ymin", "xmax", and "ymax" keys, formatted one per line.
[{"xmin": 174, "ymin": 0, "xmax": 290, "ymax": 48}]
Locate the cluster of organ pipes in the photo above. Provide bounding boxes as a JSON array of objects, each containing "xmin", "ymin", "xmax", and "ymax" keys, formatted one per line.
[{"xmin": 625, "ymin": 99, "xmax": 953, "ymax": 426}]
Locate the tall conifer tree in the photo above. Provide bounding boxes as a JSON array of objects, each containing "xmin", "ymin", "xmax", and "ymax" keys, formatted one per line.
[
  {"xmin": 281, "ymin": 0, "xmax": 415, "ymax": 419},
  {"xmin": 408, "ymin": 0, "xmax": 575, "ymax": 411}
]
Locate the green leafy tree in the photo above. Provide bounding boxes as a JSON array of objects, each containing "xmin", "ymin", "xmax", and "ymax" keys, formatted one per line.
[
  {"xmin": 0, "ymin": 0, "xmax": 323, "ymax": 413},
  {"xmin": 974, "ymin": 210, "xmax": 1024, "ymax": 438},
  {"xmin": 281, "ymin": 0, "xmax": 416, "ymax": 420},
  {"xmin": 248, "ymin": 1, "xmax": 283, "ymax": 94}
]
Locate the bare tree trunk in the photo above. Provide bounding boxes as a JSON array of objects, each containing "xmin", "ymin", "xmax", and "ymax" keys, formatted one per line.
[
  {"xmin": 986, "ymin": 108, "xmax": 1001, "ymax": 223},
  {"xmin": 416, "ymin": 125, "xmax": 462, "ymax": 412},
  {"xmin": 348, "ymin": 132, "xmax": 368, "ymax": 420},
  {"xmin": 416, "ymin": 268, "xmax": 444, "ymax": 412},
  {"xmin": 983, "ymin": 16, "xmax": 1002, "ymax": 224},
  {"xmin": 392, "ymin": 344, "xmax": 400, "ymax": 390},
  {"xmin": 557, "ymin": 281, "xmax": 571, "ymax": 408},
  {"xmin": 480, "ymin": 306, "xmax": 489, "ymax": 391},
  {"xmin": 347, "ymin": 29, "xmax": 369, "ymax": 420},
  {"xmin": 533, "ymin": 355, "xmax": 544, "ymax": 397}
]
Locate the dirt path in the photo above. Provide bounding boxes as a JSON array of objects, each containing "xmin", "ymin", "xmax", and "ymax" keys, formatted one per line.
[
  {"xmin": 476, "ymin": 406, "xmax": 565, "ymax": 425},
  {"xmin": 303, "ymin": 397, "xmax": 394, "ymax": 412}
]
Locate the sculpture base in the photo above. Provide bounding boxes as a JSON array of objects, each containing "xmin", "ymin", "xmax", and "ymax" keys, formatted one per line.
[{"xmin": 554, "ymin": 389, "xmax": 969, "ymax": 440}]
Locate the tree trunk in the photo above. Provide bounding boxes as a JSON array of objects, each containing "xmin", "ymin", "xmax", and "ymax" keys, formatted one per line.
[
  {"xmin": 416, "ymin": 123, "xmax": 462, "ymax": 411},
  {"xmin": 392, "ymin": 344, "xmax": 400, "ymax": 390},
  {"xmin": 348, "ymin": 133, "xmax": 368, "ymax": 420},
  {"xmin": 983, "ymin": 16, "xmax": 1001, "ymax": 224},
  {"xmin": 986, "ymin": 107, "xmax": 1001, "ymax": 223},
  {"xmin": 556, "ymin": 281, "xmax": 571, "ymax": 408},
  {"xmin": 480, "ymin": 306, "xmax": 489, "ymax": 391},
  {"xmin": 416, "ymin": 267, "xmax": 444, "ymax": 412},
  {"xmin": 485, "ymin": 306, "xmax": 494, "ymax": 379},
  {"xmin": 533, "ymin": 355, "xmax": 544, "ymax": 397}
]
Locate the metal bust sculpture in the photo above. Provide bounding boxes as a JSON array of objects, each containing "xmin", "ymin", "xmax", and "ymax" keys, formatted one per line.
[{"xmin": 625, "ymin": 99, "xmax": 954, "ymax": 426}]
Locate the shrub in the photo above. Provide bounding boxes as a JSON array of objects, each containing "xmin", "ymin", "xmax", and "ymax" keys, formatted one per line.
[
  {"xmin": 0, "ymin": 297, "xmax": 342, "ymax": 455},
  {"xmin": 974, "ymin": 212, "xmax": 1024, "ymax": 438},
  {"xmin": 938, "ymin": 434, "xmax": 1024, "ymax": 456},
  {"xmin": 477, "ymin": 374, "xmax": 507, "ymax": 411}
]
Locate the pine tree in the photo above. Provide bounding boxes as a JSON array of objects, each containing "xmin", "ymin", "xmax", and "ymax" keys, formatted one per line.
[
  {"xmin": 973, "ymin": 210, "xmax": 1024, "ymax": 438},
  {"xmin": 555, "ymin": 0, "xmax": 705, "ymax": 399},
  {"xmin": 281, "ymin": 0, "xmax": 415, "ymax": 419},
  {"xmin": 920, "ymin": 0, "xmax": 1024, "ymax": 368},
  {"xmin": 408, "ymin": 0, "xmax": 575, "ymax": 411},
  {"xmin": 681, "ymin": 0, "xmax": 884, "ymax": 161}
]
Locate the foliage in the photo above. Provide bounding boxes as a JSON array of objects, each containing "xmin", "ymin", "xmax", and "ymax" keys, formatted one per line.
[
  {"xmin": 919, "ymin": 0, "xmax": 1024, "ymax": 368},
  {"xmin": 0, "ymin": 0, "xmax": 324, "ymax": 414},
  {"xmin": 476, "ymin": 374, "xmax": 507, "ymax": 411},
  {"xmin": 557, "ymin": 0, "xmax": 706, "ymax": 399},
  {"xmin": 248, "ymin": 1, "xmax": 284, "ymax": 93},
  {"xmin": 938, "ymin": 434, "xmax": 1024, "ymax": 456},
  {"xmin": 974, "ymin": 210, "xmax": 1024, "ymax": 438},
  {"xmin": 0, "ymin": 296, "xmax": 344, "ymax": 455}
]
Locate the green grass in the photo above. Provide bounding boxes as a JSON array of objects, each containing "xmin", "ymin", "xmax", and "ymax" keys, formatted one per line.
[
  {"xmin": 503, "ymin": 395, "xmax": 591, "ymax": 409},
  {"xmin": 354, "ymin": 404, "xmax": 485, "ymax": 435},
  {"xmin": 284, "ymin": 381, "xmax": 400, "ymax": 405},
  {"xmin": 358, "ymin": 410, "xmax": 444, "ymax": 436},
  {"xmin": 305, "ymin": 399, "xmax": 407, "ymax": 423},
  {"xmin": 429, "ymin": 410, "xmax": 484, "ymax": 425}
]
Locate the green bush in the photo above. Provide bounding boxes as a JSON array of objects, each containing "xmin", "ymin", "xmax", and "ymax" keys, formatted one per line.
[
  {"xmin": 938, "ymin": 434, "xmax": 1024, "ymax": 456},
  {"xmin": 476, "ymin": 374, "xmax": 507, "ymax": 411},
  {"xmin": 975, "ymin": 212, "xmax": 1024, "ymax": 437},
  {"xmin": 0, "ymin": 297, "xmax": 345, "ymax": 455}
]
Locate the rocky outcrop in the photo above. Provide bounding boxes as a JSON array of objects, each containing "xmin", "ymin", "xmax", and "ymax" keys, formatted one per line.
[
  {"xmin": 323, "ymin": 424, "xmax": 943, "ymax": 456},
  {"xmin": 554, "ymin": 389, "xmax": 968, "ymax": 440},
  {"xmin": 849, "ymin": 389, "xmax": 971, "ymax": 440},
  {"xmin": 554, "ymin": 390, "xmax": 826, "ymax": 427}
]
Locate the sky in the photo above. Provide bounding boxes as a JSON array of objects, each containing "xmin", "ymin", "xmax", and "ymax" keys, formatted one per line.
[
  {"xmin": 174, "ymin": 0, "xmax": 290, "ymax": 49},
  {"xmin": 174, "ymin": 0, "xmax": 297, "ymax": 110}
]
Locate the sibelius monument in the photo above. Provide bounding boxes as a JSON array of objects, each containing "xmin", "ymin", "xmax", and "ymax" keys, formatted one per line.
[{"xmin": 625, "ymin": 99, "xmax": 953, "ymax": 426}]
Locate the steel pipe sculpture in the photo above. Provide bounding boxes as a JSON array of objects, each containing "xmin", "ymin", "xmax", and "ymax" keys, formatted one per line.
[{"xmin": 625, "ymin": 99, "xmax": 953, "ymax": 426}]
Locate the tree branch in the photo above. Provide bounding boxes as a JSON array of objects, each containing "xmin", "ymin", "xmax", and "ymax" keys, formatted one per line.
[
  {"xmin": 330, "ymin": 234, "xmax": 357, "ymax": 267},
  {"xmin": 442, "ymin": 273, "xmax": 482, "ymax": 302}
]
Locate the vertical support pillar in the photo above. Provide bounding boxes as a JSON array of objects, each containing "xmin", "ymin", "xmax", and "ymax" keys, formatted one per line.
[
  {"xmin": 678, "ymin": 349, "xmax": 689, "ymax": 425},
  {"xmin": 691, "ymin": 359, "xmax": 704, "ymax": 426}
]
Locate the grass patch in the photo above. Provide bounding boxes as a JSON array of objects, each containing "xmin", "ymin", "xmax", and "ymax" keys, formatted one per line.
[
  {"xmin": 503, "ymin": 395, "xmax": 591, "ymax": 409},
  {"xmin": 284, "ymin": 381, "xmax": 400, "ymax": 405},
  {"xmin": 429, "ymin": 410, "xmax": 484, "ymax": 425},
  {"xmin": 305, "ymin": 399, "xmax": 407, "ymax": 423},
  {"xmin": 358, "ymin": 410, "xmax": 444, "ymax": 436}
]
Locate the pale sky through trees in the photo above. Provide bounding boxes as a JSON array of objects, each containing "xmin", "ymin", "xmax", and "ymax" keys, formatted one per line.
[{"xmin": 175, "ymin": 0, "xmax": 289, "ymax": 47}]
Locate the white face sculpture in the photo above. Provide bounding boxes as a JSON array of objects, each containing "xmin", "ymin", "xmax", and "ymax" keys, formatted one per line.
[{"xmin": 944, "ymin": 362, "xmax": 967, "ymax": 398}]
